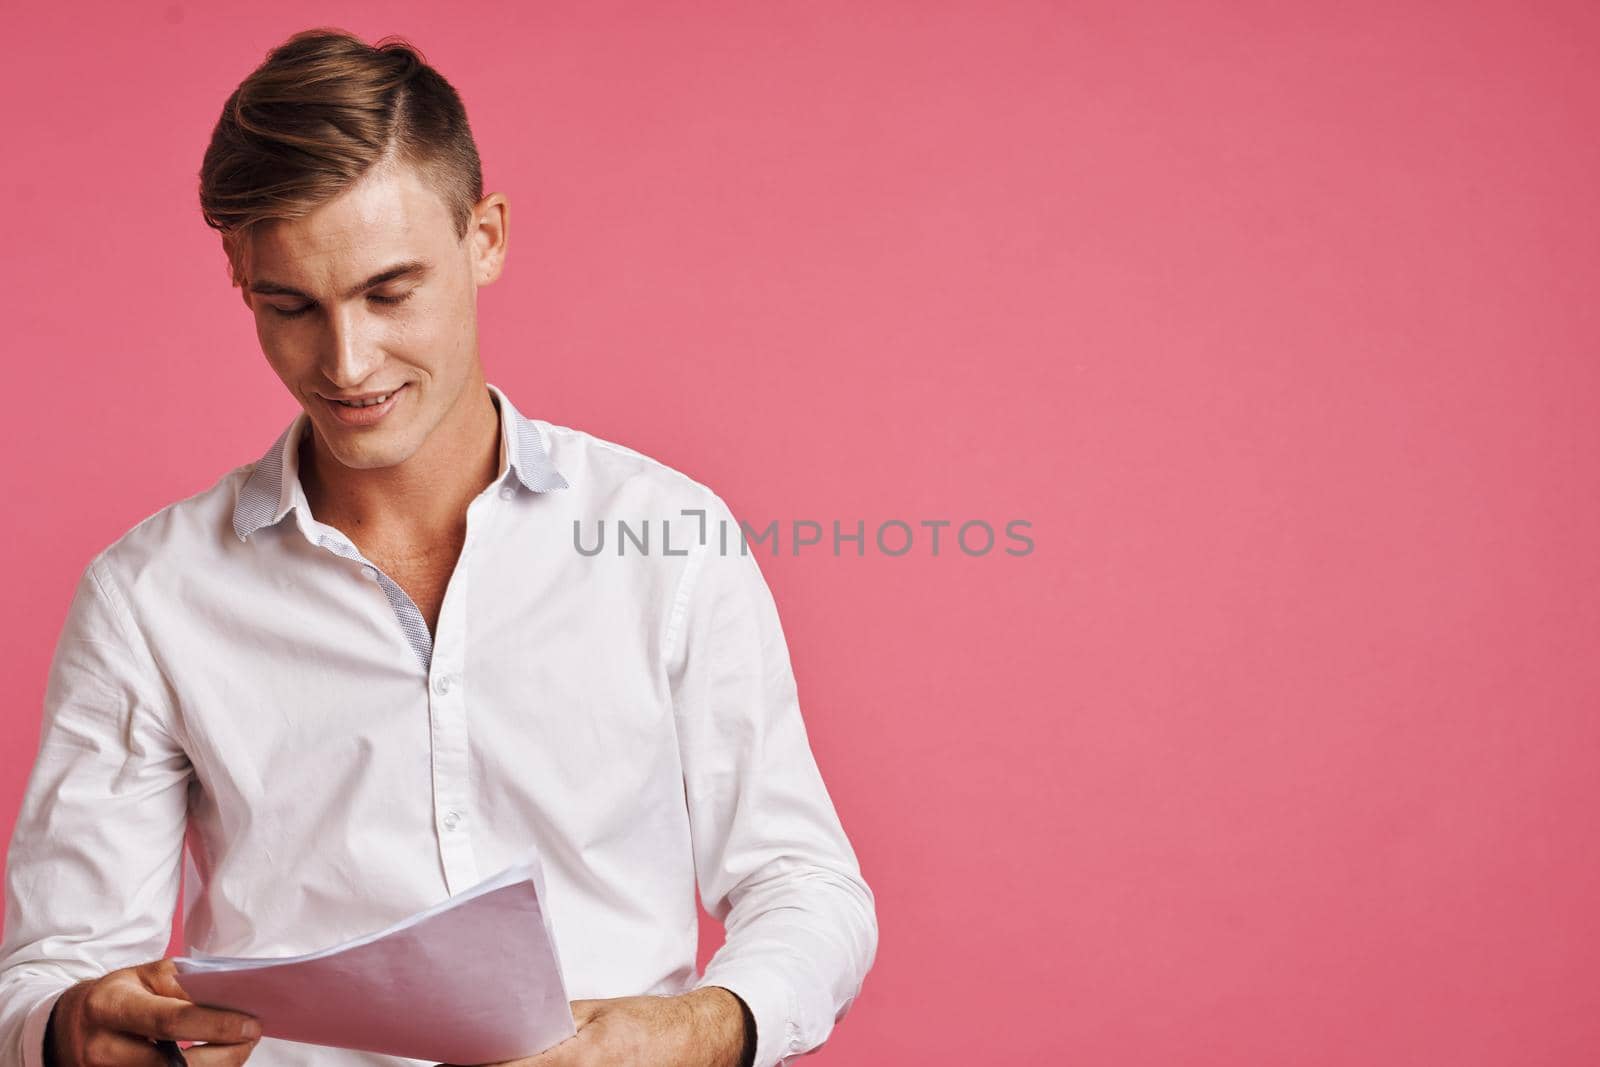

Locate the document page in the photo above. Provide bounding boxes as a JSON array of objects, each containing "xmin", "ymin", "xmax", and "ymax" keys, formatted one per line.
[{"xmin": 172, "ymin": 849, "xmax": 575, "ymax": 1063}]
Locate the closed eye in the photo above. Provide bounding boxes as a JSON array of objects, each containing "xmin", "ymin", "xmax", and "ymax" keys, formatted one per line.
[{"xmin": 270, "ymin": 291, "xmax": 415, "ymax": 319}]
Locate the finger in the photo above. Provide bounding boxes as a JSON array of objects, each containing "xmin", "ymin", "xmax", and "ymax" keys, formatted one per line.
[
  {"xmin": 80, "ymin": 1029, "xmax": 169, "ymax": 1067},
  {"xmin": 96, "ymin": 987, "xmax": 261, "ymax": 1047},
  {"xmin": 133, "ymin": 964, "xmax": 261, "ymax": 1046},
  {"xmin": 503, "ymin": 1028, "xmax": 591, "ymax": 1067},
  {"xmin": 435, "ymin": 1025, "xmax": 591, "ymax": 1067},
  {"xmin": 181, "ymin": 1036, "xmax": 263, "ymax": 1067},
  {"xmin": 144, "ymin": 960, "xmax": 196, "ymax": 1002},
  {"xmin": 431, "ymin": 999, "xmax": 611, "ymax": 1067}
]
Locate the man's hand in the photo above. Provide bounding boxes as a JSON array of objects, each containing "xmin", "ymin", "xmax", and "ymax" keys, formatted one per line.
[
  {"xmin": 436, "ymin": 986, "xmax": 752, "ymax": 1067},
  {"xmin": 45, "ymin": 958, "xmax": 262, "ymax": 1067}
]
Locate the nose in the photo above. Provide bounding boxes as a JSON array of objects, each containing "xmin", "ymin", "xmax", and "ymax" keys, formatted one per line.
[{"xmin": 319, "ymin": 304, "xmax": 384, "ymax": 389}]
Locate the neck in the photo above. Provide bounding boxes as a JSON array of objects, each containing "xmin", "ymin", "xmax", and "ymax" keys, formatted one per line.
[{"xmin": 300, "ymin": 380, "xmax": 502, "ymax": 544}]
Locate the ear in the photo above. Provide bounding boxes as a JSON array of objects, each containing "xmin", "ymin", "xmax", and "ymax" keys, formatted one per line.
[{"xmin": 469, "ymin": 192, "xmax": 510, "ymax": 286}]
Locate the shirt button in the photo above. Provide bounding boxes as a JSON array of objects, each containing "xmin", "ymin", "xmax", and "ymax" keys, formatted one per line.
[
  {"xmin": 499, "ymin": 485, "xmax": 516, "ymax": 500},
  {"xmin": 443, "ymin": 810, "xmax": 461, "ymax": 830},
  {"xmin": 361, "ymin": 565, "xmax": 378, "ymax": 580},
  {"xmin": 433, "ymin": 674, "xmax": 453, "ymax": 695}
]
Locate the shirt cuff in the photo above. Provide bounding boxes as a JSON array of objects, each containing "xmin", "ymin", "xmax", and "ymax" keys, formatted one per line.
[
  {"xmin": 20, "ymin": 984, "xmax": 69, "ymax": 1067},
  {"xmin": 694, "ymin": 963, "xmax": 800, "ymax": 1067}
]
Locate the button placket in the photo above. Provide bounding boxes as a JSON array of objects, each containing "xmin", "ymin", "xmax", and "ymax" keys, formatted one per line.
[
  {"xmin": 307, "ymin": 527, "xmax": 432, "ymax": 670},
  {"xmin": 429, "ymin": 665, "xmax": 474, "ymax": 888},
  {"xmin": 428, "ymin": 671, "xmax": 470, "ymax": 889},
  {"xmin": 428, "ymin": 496, "xmax": 493, "ymax": 895}
]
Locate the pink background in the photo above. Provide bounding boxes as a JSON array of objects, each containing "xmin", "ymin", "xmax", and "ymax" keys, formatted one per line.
[{"xmin": 4, "ymin": 2, "xmax": 1599, "ymax": 1063}]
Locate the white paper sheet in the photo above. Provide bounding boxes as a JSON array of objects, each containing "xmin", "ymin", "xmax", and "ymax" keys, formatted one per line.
[{"xmin": 172, "ymin": 848, "xmax": 576, "ymax": 1064}]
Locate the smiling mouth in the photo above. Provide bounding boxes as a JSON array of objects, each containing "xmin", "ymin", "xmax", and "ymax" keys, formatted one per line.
[
  {"xmin": 327, "ymin": 386, "xmax": 404, "ymax": 407},
  {"xmin": 320, "ymin": 382, "xmax": 410, "ymax": 425}
]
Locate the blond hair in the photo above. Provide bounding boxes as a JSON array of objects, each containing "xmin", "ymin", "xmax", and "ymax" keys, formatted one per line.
[{"xmin": 199, "ymin": 28, "xmax": 484, "ymax": 285}]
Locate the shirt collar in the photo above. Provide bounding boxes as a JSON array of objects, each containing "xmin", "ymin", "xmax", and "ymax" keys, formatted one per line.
[{"xmin": 232, "ymin": 381, "xmax": 568, "ymax": 542}]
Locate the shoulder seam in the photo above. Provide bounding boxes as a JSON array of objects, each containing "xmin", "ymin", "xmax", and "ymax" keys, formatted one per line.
[
  {"xmin": 85, "ymin": 555, "xmax": 189, "ymax": 750},
  {"xmin": 661, "ymin": 492, "xmax": 732, "ymax": 667},
  {"xmin": 532, "ymin": 420, "xmax": 723, "ymax": 666},
  {"xmin": 538, "ymin": 420, "xmax": 716, "ymax": 498},
  {"xmin": 101, "ymin": 463, "xmax": 256, "ymax": 557}
]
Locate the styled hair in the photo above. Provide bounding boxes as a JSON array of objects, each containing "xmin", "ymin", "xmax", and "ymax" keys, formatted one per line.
[{"xmin": 198, "ymin": 28, "xmax": 483, "ymax": 286}]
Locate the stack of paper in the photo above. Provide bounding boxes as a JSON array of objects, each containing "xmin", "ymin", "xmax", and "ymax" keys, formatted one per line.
[{"xmin": 172, "ymin": 850, "xmax": 576, "ymax": 1064}]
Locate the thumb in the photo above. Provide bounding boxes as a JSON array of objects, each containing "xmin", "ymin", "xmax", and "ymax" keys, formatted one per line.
[{"xmin": 144, "ymin": 960, "xmax": 195, "ymax": 1003}]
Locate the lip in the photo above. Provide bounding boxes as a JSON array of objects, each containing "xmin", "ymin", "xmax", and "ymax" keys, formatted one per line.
[{"xmin": 321, "ymin": 382, "xmax": 409, "ymax": 427}]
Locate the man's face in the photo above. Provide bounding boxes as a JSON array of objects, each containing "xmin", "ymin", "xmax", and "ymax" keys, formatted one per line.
[{"xmin": 236, "ymin": 159, "xmax": 504, "ymax": 473}]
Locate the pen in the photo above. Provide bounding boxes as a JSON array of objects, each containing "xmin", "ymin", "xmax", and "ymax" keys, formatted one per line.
[{"xmin": 153, "ymin": 1039, "xmax": 187, "ymax": 1066}]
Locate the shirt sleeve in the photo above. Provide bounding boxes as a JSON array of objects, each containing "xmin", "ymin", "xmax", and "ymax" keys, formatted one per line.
[
  {"xmin": 0, "ymin": 555, "xmax": 193, "ymax": 1067},
  {"xmin": 667, "ymin": 494, "xmax": 879, "ymax": 1067}
]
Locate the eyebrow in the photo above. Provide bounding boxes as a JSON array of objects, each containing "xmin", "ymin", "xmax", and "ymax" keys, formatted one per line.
[{"xmin": 248, "ymin": 259, "xmax": 431, "ymax": 301}]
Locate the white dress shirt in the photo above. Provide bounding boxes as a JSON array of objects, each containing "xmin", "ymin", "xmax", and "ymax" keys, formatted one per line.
[{"xmin": 0, "ymin": 383, "xmax": 877, "ymax": 1067}]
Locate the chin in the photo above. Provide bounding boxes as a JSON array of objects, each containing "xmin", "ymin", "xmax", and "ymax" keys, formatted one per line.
[
  {"xmin": 341, "ymin": 445, "xmax": 413, "ymax": 471},
  {"xmin": 318, "ymin": 430, "xmax": 413, "ymax": 470}
]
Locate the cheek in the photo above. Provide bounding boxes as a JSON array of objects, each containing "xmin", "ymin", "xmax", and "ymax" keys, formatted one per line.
[
  {"xmin": 252, "ymin": 319, "xmax": 314, "ymax": 381},
  {"xmin": 378, "ymin": 309, "xmax": 424, "ymax": 354},
  {"xmin": 252, "ymin": 321, "xmax": 288, "ymax": 370},
  {"xmin": 392, "ymin": 297, "xmax": 464, "ymax": 354},
  {"xmin": 250, "ymin": 310, "xmax": 273, "ymax": 348}
]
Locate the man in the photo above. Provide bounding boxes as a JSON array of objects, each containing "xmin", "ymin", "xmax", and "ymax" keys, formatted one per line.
[{"xmin": 0, "ymin": 28, "xmax": 876, "ymax": 1067}]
